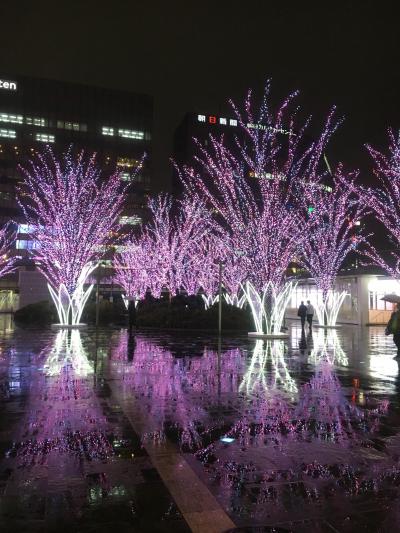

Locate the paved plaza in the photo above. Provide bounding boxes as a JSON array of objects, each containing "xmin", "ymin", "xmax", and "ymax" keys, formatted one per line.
[{"xmin": 1, "ymin": 316, "xmax": 400, "ymax": 532}]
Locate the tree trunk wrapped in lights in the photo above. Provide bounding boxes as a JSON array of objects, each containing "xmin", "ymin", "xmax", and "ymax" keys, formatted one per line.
[
  {"xmin": 178, "ymin": 82, "xmax": 341, "ymax": 335},
  {"xmin": 17, "ymin": 149, "xmax": 128, "ymax": 326},
  {"xmin": 299, "ymin": 169, "xmax": 368, "ymax": 327},
  {"xmin": 0, "ymin": 223, "xmax": 17, "ymax": 279}
]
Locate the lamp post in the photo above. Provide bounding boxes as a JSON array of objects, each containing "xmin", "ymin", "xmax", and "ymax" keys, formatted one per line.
[
  {"xmin": 95, "ymin": 261, "xmax": 104, "ymax": 328},
  {"xmin": 218, "ymin": 260, "xmax": 223, "ymax": 336}
]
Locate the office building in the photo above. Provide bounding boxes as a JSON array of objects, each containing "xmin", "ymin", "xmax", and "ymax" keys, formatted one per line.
[
  {"xmin": 0, "ymin": 74, "xmax": 153, "ymax": 308},
  {"xmin": 0, "ymin": 74, "xmax": 153, "ymax": 243},
  {"xmin": 173, "ymin": 111, "xmax": 299, "ymax": 195}
]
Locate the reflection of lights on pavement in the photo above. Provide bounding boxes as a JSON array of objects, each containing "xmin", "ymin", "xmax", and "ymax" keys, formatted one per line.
[
  {"xmin": 220, "ymin": 436, "xmax": 235, "ymax": 443},
  {"xmin": 308, "ymin": 329, "xmax": 348, "ymax": 366},
  {"xmin": 43, "ymin": 329, "xmax": 93, "ymax": 377},
  {"xmin": 240, "ymin": 340, "xmax": 298, "ymax": 394},
  {"xmin": 370, "ymin": 354, "xmax": 399, "ymax": 380}
]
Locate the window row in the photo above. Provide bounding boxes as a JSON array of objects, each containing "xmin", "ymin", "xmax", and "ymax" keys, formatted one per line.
[
  {"xmin": 102, "ymin": 126, "xmax": 145, "ymax": 140},
  {"xmin": 1, "ymin": 113, "xmax": 49, "ymax": 127},
  {"xmin": 0, "ymin": 130, "xmax": 54, "ymax": 143},
  {"xmin": 0, "ymin": 112, "xmax": 149, "ymax": 140},
  {"xmin": 119, "ymin": 215, "xmax": 142, "ymax": 225}
]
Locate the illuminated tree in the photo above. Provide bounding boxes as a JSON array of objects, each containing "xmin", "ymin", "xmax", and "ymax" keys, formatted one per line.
[
  {"xmin": 299, "ymin": 169, "xmax": 367, "ymax": 326},
  {"xmin": 181, "ymin": 233, "xmax": 220, "ymax": 301},
  {"xmin": 0, "ymin": 222, "xmax": 17, "ymax": 278},
  {"xmin": 114, "ymin": 233, "xmax": 161, "ymax": 306},
  {"xmin": 179, "ymin": 82, "xmax": 340, "ymax": 335},
  {"xmin": 18, "ymin": 149, "xmax": 126, "ymax": 326},
  {"xmin": 149, "ymin": 194, "xmax": 213, "ymax": 295},
  {"xmin": 362, "ymin": 130, "xmax": 400, "ymax": 279},
  {"xmin": 115, "ymin": 194, "xmax": 213, "ymax": 301}
]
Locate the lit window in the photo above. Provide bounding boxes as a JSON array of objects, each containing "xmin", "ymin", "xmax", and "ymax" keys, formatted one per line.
[
  {"xmin": 197, "ymin": 114, "xmax": 206, "ymax": 122},
  {"xmin": 64, "ymin": 122, "xmax": 80, "ymax": 130},
  {"xmin": 0, "ymin": 113, "xmax": 23, "ymax": 124},
  {"xmin": 0, "ymin": 129, "xmax": 16, "ymax": 138},
  {"xmin": 102, "ymin": 126, "xmax": 114, "ymax": 136},
  {"xmin": 115, "ymin": 245, "xmax": 128, "ymax": 252},
  {"xmin": 119, "ymin": 215, "xmax": 142, "ymax": 225},
  {"xmin": 18, "ymin": 224, "xmax": 34, "ymax": 234},
  {"xmin": 0, "ymin": 191, "xmax": 12, "ymax": 201},
  {"xmin": 219, "ymin": 117, "xmax": 227, "ymax": 125},
  {"xmin": 35, "ymin": 133, "xmax": 55, "ymax": 143},
  {"xmin": 26, "ymin": 117, "xmax": 47, "ymax": 127},
  {"xmin": 229, "ymin": 119, "xmax": 237, "ymax": 127},
  {"xmin": 57, "ymin": 120, "xmax": 87, "ymax": 131},
  {"xmin": 118, "ymin": 128, "xmax": 144, "ymax": 140},
  {"xmin": 120, "ymin": 172, "xmax": 133, "ymax": 181},
  {"xmin": 16, "ymin": 240, "xmax": 38, "ymax": 250},
  {"xmin": 116, "ymin": 157, "xmax": 140, "ymax": 168}
]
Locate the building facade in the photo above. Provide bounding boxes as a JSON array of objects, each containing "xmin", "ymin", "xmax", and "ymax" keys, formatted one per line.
[
  {"xmin": 0, "ymin": 74, "xmax": 153, "ymax": 235},
  {"xmin": 172, "ymin": 111, "xmax": 326, "ymax": 196},
  {"xmin": 0, "ymin": 74, "xmax": 153, "ymax": 308}
]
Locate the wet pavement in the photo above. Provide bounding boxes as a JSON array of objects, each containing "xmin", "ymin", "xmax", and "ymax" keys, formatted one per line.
[{"xmin": 1, "ymin": 315, "xmax": 400, "ymax": 532}]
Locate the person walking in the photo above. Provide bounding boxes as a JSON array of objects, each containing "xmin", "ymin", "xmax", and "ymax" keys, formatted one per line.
[
  {"xmin": 297, "ymin": 301, "xmax": 308, "ymax": 329},
  {"xmin": 386, "ymin": 303, "xmax": 400, "ymax": 358},
  {"xmin": 306, "ymin": 300, "xmax": 315, "ymax": 330}
]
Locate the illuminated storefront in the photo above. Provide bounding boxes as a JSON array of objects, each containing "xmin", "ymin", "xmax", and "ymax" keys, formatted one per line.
[{"xmin": 287, "ymin": 274, "xmax": 398, "ymax": 325}]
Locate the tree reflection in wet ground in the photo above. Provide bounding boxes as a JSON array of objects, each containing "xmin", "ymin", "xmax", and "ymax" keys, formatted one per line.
[
  {"xmin": 0, "ymin": 323, "xmax": 189, "ymax": 533},
  {"xmin": 1, "ymin": 318, "xmax": 400, "ymax": 531}
]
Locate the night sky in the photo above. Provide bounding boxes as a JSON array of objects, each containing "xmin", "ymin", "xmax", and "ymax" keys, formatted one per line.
[{"xmin": 1, "ymin": 1, "xmax": 399, "ymax": 190}]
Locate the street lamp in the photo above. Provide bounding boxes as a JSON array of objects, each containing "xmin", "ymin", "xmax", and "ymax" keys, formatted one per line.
[
  {"xmin": 218, "ymin": 249, "xmax": 244, "ymax": 336},
  {"xmin": 218, "ymin": 260, "xmax": 224, "ymax": 336}
]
